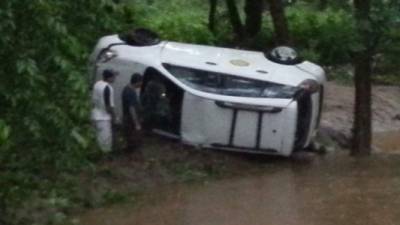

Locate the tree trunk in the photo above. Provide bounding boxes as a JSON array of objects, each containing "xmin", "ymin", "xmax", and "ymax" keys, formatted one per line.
[
  {"xmin": 352, "ymin": 53, "xmax": 372, "ymax": 156},
  {"xmin": 267, "ymin": 0, "xmax": 290, "ymax": 45},
  {"xmin": 225, "ymin": 0, "xmax": 245, "ymax": 41},
  {"xmin": 351, "ymin": 0, "xmax": 372, "ymax": 156},
  {"xmin": 244, "ymin": 0, "xmax": 263, "ymax": 37},
  {"xmin": 208, "ymin": 0, "xmax": 218, "ymax": 32}
]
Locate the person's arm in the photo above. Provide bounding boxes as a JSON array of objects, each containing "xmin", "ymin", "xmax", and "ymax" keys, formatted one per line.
[{"xmin": 104, "ymin": 86, "xmax": 116, "ymax": 122}]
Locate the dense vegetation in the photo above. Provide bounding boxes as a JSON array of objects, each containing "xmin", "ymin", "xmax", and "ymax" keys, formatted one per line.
[
  {"xmin": 0, "ymin": 1, "xmax": 134, "ymax": 224},
  {"xmin": 0, "ymin": 0, "xmax": 399, "ymax": 224}
]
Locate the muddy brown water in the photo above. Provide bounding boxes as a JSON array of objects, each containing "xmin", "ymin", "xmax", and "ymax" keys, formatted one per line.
[{"xmin": 79, "ymin": 149, "xmax": 400, "ymax": 225}]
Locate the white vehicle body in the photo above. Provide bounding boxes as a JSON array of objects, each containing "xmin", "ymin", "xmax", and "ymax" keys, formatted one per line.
[{"xmin": 89, "ymin": 34, "xmax": 326, "ymax": 156}]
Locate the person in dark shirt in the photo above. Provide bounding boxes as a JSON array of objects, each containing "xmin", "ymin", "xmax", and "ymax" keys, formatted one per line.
[{"xmin": 122, "ymin": 73, "xmax": 143, "ymax": 151}]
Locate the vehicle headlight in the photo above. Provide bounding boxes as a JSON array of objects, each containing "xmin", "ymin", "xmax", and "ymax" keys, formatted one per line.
[
  {"xmin": 261, "ymin": 85, "xmax": 300, "ymax": 98},
  {"xmin": 97, "ymin": 49, "xmax": 118, "ymax": 63}
]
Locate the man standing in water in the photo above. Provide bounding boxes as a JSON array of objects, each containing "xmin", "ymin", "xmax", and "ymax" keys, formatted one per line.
[
  {"xmin": 122, "ymin": 73, "xmax": 143, "ymax": 151},
  {"xmin": 91, "ymin": 69, "xmax": 118, "ymax": 153}
]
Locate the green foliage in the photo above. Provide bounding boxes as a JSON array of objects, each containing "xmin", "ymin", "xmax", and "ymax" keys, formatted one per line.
[
  {"xmin": 370, "ymin": 1, "xmax": 400, "ymax": 76},
  {"xmin": 286, "ymin": 6, "xmax": 357, "ymax": 65},
  {"xmin": 328, "ymin": 66, "xmax": 354, "ymax": 85},
  {"xmin": 0, "ymin": 0, "xmax": 136, "ymax": 224},
  {"xmin": 0, "ymin": 120, "xmax": 10, "ymax": 146},
  {"xmin": 132, "ymin": 0, "xmax": 216, "ymax": 45},
  {"xmin": 373, "ymin": 73, "xmax": 400, "ymax": 85}
]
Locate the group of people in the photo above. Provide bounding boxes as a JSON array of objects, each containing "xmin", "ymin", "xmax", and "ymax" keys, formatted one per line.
[{"xmin": 91, "ymin": 69, "xmax": 143, "ymax": 153}]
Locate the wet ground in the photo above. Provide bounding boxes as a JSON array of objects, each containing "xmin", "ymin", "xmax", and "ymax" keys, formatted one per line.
[
  {"xmin": 321, "ymin": 82, "xmax": 400, "ymax": 138},
  {"xmin": 79, "ymin": 152, "xmax": 400, "ymax": 225},
  {"xmin": 78, "ymin": 82, "xmax": 400, "ymax": 225},
  {"xmin": 374, "ymin": 131, "xmax": 400, "ymax": 153}
]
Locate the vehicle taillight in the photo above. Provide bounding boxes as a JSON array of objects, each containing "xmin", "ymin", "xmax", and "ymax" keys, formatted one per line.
[{"xmin": 299, "ymin": 79, "xmax": 320, "ymax": 94}]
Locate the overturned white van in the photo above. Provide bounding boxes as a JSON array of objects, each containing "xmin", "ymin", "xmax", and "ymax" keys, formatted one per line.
[{"xmin": 89, "ymin": 29, "xmax": 326, "ymax": 156}]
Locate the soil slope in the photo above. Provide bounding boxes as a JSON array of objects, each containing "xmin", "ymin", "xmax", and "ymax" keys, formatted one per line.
[{"xmin": 320, "ymin": 81, "xmax": 400, "ymax": 152}]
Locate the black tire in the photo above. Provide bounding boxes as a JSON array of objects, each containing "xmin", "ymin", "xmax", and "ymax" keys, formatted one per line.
[
  {"xmin": 265, "ymin": 46, "xmax": 303, "ymax": 65},
  {"xmin": 119, "ymin": 28, "xmax": 160, "ymax": 46}
]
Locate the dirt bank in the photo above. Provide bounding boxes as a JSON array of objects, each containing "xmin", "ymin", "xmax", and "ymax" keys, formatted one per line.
[{"xmin": 320, "ymin": 81, "xmax": 400, "ymax": 151}]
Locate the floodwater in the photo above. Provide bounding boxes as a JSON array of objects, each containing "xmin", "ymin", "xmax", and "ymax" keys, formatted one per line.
[{"xmin": 79, "ymin": 149, "xmax": 400, "ymax": 225}]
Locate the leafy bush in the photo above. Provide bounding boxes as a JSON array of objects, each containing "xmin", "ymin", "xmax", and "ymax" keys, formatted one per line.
[
  {"xmin": 0, "ymin": 0, "xmax": 136, "ymax": 223},
  {"xmin": 286, "ymin": 6, "xmax": 357, "ymax": 65},
  {"xmin": 132, "ymin": 0, "xmax": 216, "ymax": 45},
  {"xmin": 374, "ymin": 19, "xmax": 400, "ymax": 76}
]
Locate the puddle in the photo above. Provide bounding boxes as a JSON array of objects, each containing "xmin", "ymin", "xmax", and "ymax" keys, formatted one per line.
[
  {"xmin": 373, "ymin": 131, "xmax": 400, "ymax": 153},
  {"xmin": 79, "ymin": 153, "xmax": 400, "ymax": 225}
]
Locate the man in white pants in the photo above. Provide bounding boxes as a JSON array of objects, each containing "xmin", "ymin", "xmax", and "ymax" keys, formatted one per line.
[{"xmin": 91, "ymin": 69, "xmax": 118, "ymax": 152}]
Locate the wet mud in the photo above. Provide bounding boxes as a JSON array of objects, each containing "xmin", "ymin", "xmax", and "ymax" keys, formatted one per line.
[
  {"xmin": 80, "ymin": 153, "xmax": 400, "ymax": 225},
  {"xmin": 320, "ymin": 82, "xmax": 400, "ymax": 145},
  {"xmin": 373, "ymin": 131, "xmax": 400, "ymax": 153},
  {"xmin": 78, "ymin": 82, "xmax": 400, "ymax": 225}
]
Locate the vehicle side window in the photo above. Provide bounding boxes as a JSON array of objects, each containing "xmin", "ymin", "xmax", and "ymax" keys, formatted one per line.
[{"xmin": 163, "ymin": 64, "xmax": 300, "ymax": 99}]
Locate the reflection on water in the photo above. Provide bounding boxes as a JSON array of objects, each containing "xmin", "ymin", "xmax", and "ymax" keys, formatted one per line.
[{"xmin": 80, "ymin": 153, "xmax": 400, "ymax": 225}]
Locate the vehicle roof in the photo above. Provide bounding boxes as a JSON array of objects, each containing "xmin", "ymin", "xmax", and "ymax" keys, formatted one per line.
[{"xmin": 95, "ymin": 35, "xmax": 325, "ymax": 86}]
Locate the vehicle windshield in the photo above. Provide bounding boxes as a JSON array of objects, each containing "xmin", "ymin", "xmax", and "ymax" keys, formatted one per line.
[{"xmin": 163, "ymin": 64, "xmax": 299, "ymax": 99}]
